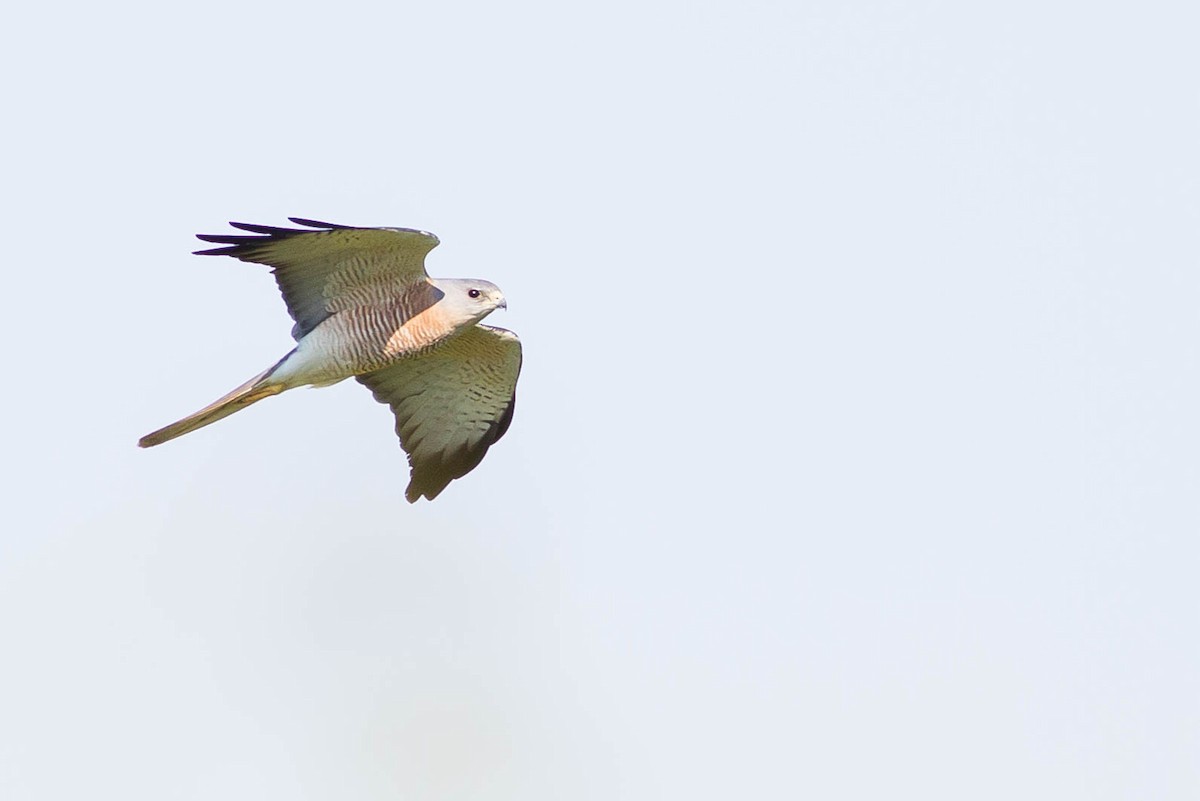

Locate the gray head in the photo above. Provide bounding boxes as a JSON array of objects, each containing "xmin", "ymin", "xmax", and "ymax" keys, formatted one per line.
[{"xmin": 429, "ymin": 278, "xmax": 507, "ymax": 327}]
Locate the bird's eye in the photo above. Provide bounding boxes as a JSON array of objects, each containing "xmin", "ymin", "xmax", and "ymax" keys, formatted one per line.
[{"xmin": 468, "ymin": 289, "xmax": 481, "ymax": 299}]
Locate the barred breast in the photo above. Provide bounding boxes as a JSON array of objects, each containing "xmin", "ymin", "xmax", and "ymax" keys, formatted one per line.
[{"xmin": 270, "ymin": 281, "xmax": 454, "ymax": 389}]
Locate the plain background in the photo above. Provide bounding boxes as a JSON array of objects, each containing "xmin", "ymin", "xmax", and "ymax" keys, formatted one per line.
[{"xmin": 2, "ymin": 1, "xmax": 1197, "ymax": 798}]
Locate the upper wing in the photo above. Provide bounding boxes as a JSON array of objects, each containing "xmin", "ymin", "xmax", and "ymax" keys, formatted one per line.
[
  {"xmin": 195, "ymin": 218, "xmax": 440, "ymax": 339},
  {"xmin": 357, "ymin": 324, "xmax": 522, "ymax": 502}
]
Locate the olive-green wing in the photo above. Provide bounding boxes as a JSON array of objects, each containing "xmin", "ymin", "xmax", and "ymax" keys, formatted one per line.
[
  {"xmin": 357, "ymin": 325, "xmax": 522, "ymax": 502},
  {"xmin": 195, "ymin": 218, "xmax": 440, "ymax": 339}
]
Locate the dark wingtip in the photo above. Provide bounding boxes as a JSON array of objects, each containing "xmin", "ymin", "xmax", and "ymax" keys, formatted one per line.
[
  {"xmin": 288, "ymin": 217, "xmax": 350, "ymax": 230},
  {"xmin": 228, "ymin": 221, "xmax": 301, "ymax": 236},
  {"xmin": 192, "ymin": 219, "xmax": 339, "ymax": 257},
  {"xmin": 406, "ymin": 476, "xmax": 447, "ymax": 503}
]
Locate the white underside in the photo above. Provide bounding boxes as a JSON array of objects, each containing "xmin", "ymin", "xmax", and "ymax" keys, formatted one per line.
[{"xmin": 267, "ymin": 325, "xmax": 358, "ymax": 390}]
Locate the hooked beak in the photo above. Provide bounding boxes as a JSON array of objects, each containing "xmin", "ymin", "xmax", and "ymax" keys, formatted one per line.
[{"xmin": 498, "ymin": 297, "xmax": 508, "ymax": 310}]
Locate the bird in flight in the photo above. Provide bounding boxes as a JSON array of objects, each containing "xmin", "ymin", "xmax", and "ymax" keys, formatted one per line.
[{"xmin": 139, "ymin": 218, "xmax": 522, "ymax": 502}]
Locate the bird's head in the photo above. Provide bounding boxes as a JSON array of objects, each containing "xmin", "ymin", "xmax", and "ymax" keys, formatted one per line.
[{"xmin": 429, "ymin": 278, "xmax": 508, "ymax": 327}]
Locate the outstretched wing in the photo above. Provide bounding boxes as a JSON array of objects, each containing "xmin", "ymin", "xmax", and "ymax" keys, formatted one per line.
[
  {"xmin": 357, "ymin": 324, "xmax": 522, "ymax": 502},
  {"xmin": 195, "ymin": 218, "xmax": 440, "ymax": 339}
]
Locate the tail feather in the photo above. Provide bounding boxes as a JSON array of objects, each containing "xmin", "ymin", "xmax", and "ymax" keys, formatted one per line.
[{"xmin": 138, "ymin": 369, "xmax": 284, "ymax": 448}]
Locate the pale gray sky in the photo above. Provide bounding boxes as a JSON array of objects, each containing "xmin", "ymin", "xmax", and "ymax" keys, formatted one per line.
[{"xmin": 2, "ymin": 1, "xmax": 1197, "ymax": 798}]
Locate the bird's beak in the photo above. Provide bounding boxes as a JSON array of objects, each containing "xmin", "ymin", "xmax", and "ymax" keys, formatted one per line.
[{"xmin": 498, "ymin": 298, "xmax": 508, "ymax": 310}]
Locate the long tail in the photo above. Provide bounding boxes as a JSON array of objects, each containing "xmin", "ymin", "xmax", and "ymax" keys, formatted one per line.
[{"xmin": 138, "ymin": 367, "xmax": 285, "ymax": 448}]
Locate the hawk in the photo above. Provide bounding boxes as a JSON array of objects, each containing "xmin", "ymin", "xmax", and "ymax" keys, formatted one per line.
[{"xmin": 139, "ymin": 218, "xmax": 522, "ymax": 502}]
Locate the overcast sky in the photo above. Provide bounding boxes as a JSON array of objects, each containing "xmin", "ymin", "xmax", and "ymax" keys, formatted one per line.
[{"xmin": 2, "ymin": 1, "xmax": 1197, "ymax": 798}]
